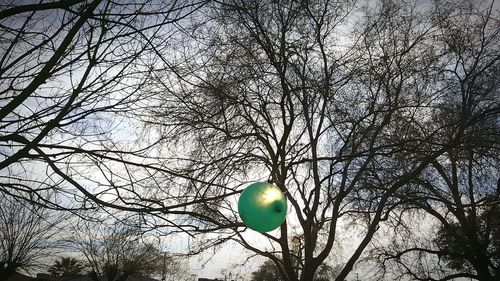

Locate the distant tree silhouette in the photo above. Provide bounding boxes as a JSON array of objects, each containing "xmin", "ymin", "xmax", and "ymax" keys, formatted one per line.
[
  {"xmin": 251, "ymin": 260, "xmax": 281, "ymax": 281},
  {"xmin": 70, "ymin": 220, "xmax": 171, "ymax": 281},
  {"xmin": 0, "ymin": 194, "xmax": 59, "ymax": 281},
  {"xmin": 251, "ymin": 260, "xmax": 337, "ymax": 281},
  {"xmin": 48, "ymin": 257, "xmax": 85, "ymax": 276}
]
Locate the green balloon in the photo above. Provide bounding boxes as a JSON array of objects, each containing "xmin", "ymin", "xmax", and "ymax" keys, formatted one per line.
[{"xmin": 238, "ymin": 182, "xmax": 287, "ymax": 232}]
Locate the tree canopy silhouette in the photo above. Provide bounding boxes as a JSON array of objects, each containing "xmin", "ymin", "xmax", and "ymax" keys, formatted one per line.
[{"xmin": 0, "ymin": 0, "xmax": 498, "ymax": 280}]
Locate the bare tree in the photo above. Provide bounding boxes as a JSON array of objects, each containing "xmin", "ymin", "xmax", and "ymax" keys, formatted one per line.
[
  {"xmin": 1, "ymin": 0, "xmax": 498, "ymax": 280},
  {"xmin": 137, "ymin": 0, "xmax": 490, "ymax": 280},
  {"xmin": 0, "ymin": 194, "xmax": 60, "ymax": 281},
  {"xmin": 366, "ymin": 1, "xmax": 500, "ymax": 280}
]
